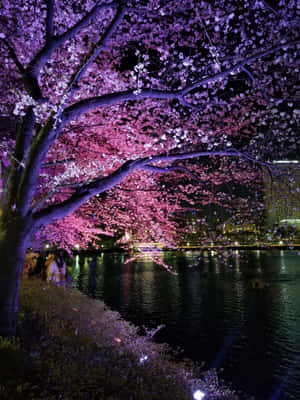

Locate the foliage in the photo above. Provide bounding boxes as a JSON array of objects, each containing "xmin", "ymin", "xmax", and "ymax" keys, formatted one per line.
[
  {"xmin": 0, "ymin": 0, "xmax": 298, "ymax": 250},
  {"xmin": 0, "ymin": 336, "xmax": 27, "ymax": 381},
  {"xmin": 0, "ymin": 279, "xmax": 242, "ymax": 399}
]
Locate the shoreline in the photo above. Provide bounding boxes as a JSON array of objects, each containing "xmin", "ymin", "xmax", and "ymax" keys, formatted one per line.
[
  {"xmin": 0, "ymin": 279, "xmax": 243, "ymax": 400},
  {"xmin": 74, "ymin": 244, "xmax": 300, "ymax": 254}
]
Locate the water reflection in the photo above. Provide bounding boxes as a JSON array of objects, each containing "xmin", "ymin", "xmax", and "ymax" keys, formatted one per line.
[
  {"xmin": 88, "ymin": 256, "xmax": 98, "ymax": 298},
  {"xmin": 69, "ymin": 250, "xmax": 300, "ymax": 400}
]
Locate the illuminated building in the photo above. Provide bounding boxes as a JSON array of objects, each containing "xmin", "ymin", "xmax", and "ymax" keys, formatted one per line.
[{"xmin": 264, "ymin": 160, "xmax": 300, "ymax": 231}]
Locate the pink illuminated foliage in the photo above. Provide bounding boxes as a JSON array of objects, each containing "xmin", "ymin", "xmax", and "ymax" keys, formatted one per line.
[{"xmin": 0, "ymin": 0, "xmax": 299, "ymax": 335}]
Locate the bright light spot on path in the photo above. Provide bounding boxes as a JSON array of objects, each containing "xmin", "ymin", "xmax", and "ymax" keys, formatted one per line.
[{"xmin": 193, "ymin": 390, "xmax": 206, "ymax": 400}]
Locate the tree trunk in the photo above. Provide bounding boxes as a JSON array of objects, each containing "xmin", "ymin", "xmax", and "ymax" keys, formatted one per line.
[{"xmin": 0, "ymin": 214, "xmax": 31, "ymax": 337}]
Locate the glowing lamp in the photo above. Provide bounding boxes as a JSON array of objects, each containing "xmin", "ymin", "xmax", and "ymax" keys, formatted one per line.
[
  {"xmin": 193, "ymin": 389, "xmax": 205, "ymax": 400},
  {"xmin": 139, "ymin": 355, "xmax": 148, "ymax": 363}
]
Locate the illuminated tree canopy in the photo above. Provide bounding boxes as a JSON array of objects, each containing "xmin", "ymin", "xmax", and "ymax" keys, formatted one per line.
[{"xmin": 0, "ymin": 0, "xmax": 299, "ymax": 335}]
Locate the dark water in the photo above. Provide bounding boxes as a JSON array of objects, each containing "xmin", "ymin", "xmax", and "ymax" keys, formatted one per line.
[{"xmin": 69, "ymin": 250, "xmax": 300, "ymax": 400}]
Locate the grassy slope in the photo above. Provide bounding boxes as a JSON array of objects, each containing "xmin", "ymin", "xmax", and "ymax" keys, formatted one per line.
[{"xmin": 0, "ymin": 279, "xmax": 240, "ymax": 400}]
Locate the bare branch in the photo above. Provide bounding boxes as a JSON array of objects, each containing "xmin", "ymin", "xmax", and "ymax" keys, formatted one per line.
[
  {"xmin": 42, "ymin": 158, "xmax": 75, "ymax": 168},
  {"xmin": 181, "ymin": 38, "xmax": 300, "ymax": 97},
  {"xmin": 261, "ymin": 0, "xmax": 280, "ymax": 16},
  {"xmin": 1, "ymin": 39, "xmax": 25, "ymax": 74},
  {"xmin": 241, "ymin": 66, "xmax": 270, "ymax": 103},
  {"xmin": 115, "ymin": 186, "xmax": 160, "ymax": 192}
]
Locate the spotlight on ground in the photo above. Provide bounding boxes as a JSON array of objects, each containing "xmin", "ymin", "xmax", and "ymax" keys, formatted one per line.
[{"xmin": 193, "ymin": 389, "xmax": 205, "ymax": 400}]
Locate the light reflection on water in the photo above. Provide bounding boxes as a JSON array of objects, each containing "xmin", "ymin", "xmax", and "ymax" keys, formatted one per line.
[{"xmin": 69, "ymin": 250, "xmax": 300, "ymax": 400}]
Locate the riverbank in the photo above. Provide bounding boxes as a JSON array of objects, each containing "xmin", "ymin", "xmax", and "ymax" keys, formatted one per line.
[
  {"xmin": 0, "ymin": 279, "xmax": 241, "ymax": 400},
  {"xmin": 82, "ymin": 243, "xmax": 300, "ymax": 253}
]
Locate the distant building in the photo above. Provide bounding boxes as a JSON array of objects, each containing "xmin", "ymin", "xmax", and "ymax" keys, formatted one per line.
[{"xmin": 264, "ymin": 160, "xmax": 300, "ymax": 230}]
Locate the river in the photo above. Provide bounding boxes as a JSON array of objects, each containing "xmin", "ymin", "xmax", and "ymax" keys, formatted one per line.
[{"xmin": 68, "ymin": 249, "xmax": 300, "ymax": 400}]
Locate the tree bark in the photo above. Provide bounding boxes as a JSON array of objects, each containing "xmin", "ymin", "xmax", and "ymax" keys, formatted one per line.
[{"xmin": 0, "ymin": 212, "xmax": 31, "ymax": 337}]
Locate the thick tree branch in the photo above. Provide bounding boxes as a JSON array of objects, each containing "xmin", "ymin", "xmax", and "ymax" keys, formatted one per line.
[
  {"xmin": 53, "ymin": 3, "xmax": 126, "ymax": 129},
  {"xmin": 32, "ymin": 148, "xmax": 275, "ymax": 229},
  {"xmin": 32, "ymin": 181, "xmax": 82, "ymax": 212},
  {"xmin": 27, "ymin": 2, "xmax": 120, "ymax": 78},
  {"xmin": 32, "ymin": 158, "xmax": 141, "ymax": 228},
  {"xmin": 20, "ymin": 2, "xmax": 119, "ymax": 99},
  {"xmin": 6, "ymin": 108, "xmax": 35, "ymax": 210},
  {"xmin": 64, "ymin": 5, "xmax": 126, "ymax": 103},
  {"xmin": 17, "ymin": 2, "xmax": 125, "ymax": 190},
  {"xmin": 141, "ymin": 164, "xmax": 211, "ymax": 192},
  {"xmin": 46, "ymin": 0, "xmax": 55, "ymax": 43},
  {"xmin": 139, "ymin": 150, "xmax": 241, "ymax": 164},
  {"xmin": 1, "ymin": 39, "xmax": 43, "ymax": 99},
  {"xmin": 61, "ymin": 89, "xmax": 178, "ymax": 126},
  {"xmin": 16, "ymin": 115, "xmax": 56, "ymax": 214},
  {"xmin": 0, "ymin": 161, "xmax": 10, "ymax": 208},
  {"xmin": 61, "ymin": 39, "xmax": 299, "ymax": 128},
  {"xmin": 141, "ymin": 164, "xmax": 200, "ymax": 179},
  {"xmin": 12, "ymin": 21, "xmax": 297, "ymax": 222},
  {"xmin": 34, "ymin": 163, "xmax": 208, "ymax": 213}
]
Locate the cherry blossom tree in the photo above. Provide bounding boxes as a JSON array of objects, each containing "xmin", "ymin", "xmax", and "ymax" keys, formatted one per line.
[{"xmin": 0, "ymin": 0, "xmax": 299, "ymax": 336}]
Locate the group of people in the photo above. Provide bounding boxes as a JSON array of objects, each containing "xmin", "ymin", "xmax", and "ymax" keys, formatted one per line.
[{"xmin": 23, "ymin": 248, "xmax": 67, "ymax": 283}]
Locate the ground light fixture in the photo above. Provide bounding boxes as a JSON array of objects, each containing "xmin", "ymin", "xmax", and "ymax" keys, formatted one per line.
[
  {"xmin": 193, "ymin": 389, "xmax": 206, "ymax": 400},
  {"xmin": 139, "ymin": 354, "xmax": 148, "ymax": 363}
]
